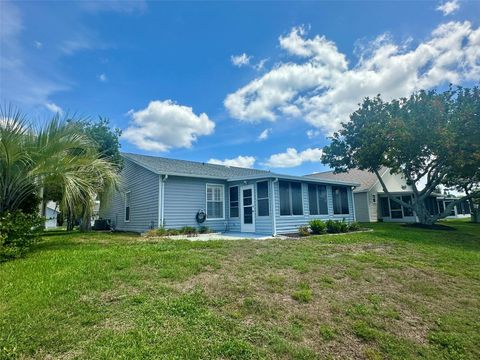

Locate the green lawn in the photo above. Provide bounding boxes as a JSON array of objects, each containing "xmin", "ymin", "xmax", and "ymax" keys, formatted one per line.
[{"xmin": 1, "ymin": 221, "xmax": 479, "ymax": 359}]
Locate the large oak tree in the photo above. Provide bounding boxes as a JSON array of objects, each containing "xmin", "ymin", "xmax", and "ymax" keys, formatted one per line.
[{"xmin": 322, "ymin": 87, "xmax": 480, "ymax": 224}]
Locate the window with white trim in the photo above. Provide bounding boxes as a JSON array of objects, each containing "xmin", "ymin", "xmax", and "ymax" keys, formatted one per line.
[
  {"xmin": 125, "ymin": 191, "xmax": 131, "ymax": 222},
  {"xmin": 207, "ymin": 184, "xmax": 224, "ymax": 219}
]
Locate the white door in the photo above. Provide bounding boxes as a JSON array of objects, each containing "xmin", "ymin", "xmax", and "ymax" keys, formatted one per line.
[{"xmin": 240, "ymin": 185, "xmax": 255, "ymax": 232}]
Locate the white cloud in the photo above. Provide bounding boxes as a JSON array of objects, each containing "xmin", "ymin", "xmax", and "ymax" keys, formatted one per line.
[
  {"xmin": 225, "ymin": 22, "xmax": 480, "ymax": 134},
  {"xmin": 208, "ymin": 156, "xmax": 256, "ymax": 168},
  {"xmin": 79, "ymin": 0, "xmax": 147, "ymax": 13},
  {"xmin": 264, "ymin": 147, "xmax": 323, "ymax": 168},
  {"xmin": 123, "ymin": 100, "xmax": 215, "ymax": 152},
  {"xmin": 98, "ymin": 73, "xmax": 107, "ymax": 82},
  {"xmin": 60, "ymin": 36, "xmax": 94, "ymax": 55},
  {"xmin": 258, "ymin": 128, "xmax": 270, "ymax": 140},
  {"xmin": 231, "ymin": 53, "xmax": 251, "ymax": 67},
  {"xmin": 306, "ymin": 129, "xmax": 321, "ymax": 139},
  {"xmin": 254, "ymin": 58, "xmax": 269, "ymax": 71},
  {"xmin": 437, "ymin": 0, "xmax": 460, "ymax": 16},
  {"xmin": 34, "ymin": 40, "xmax": 42, "ymax": 49},
  {"xmin": 44, "ymin": 102, "xmax": 64, "ymax": 115}
]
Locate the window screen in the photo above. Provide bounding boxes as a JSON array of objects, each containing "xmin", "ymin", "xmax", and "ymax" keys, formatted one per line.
[
  {"xmin": 229, "ymin": 186, "xmax": 239, "ymax": 218},
  {"xmin": 308, "ymin": 184, "xmax": 328, "ymax": 215},
  {"xmin": 332, "ymin": 186, "xmax": 349, "ymax": 214},
  {"xmin": 257, "ymin": 181, "xmax": 269, "ymax": 216},
  {"xmin": 279, "ymin": 181, "xmax": 303, "ymax": 216}
]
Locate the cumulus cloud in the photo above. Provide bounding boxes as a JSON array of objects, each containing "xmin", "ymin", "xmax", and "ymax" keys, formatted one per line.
[
  {"xmin": 231, "ymin": 53, "xmax": 251, "ymax": 67},
  {"xmin": 264, "ymin": 147, "xmax": 323, "ymax": 168},
  {"xmin": 225, "ymin": 22, "xmax": 480, "ymax": 134},
  {"xmin": 437, "ymin": 0, "xmax": 460, "ymax": 16},
  {"xmin": 258, "ymin": 128, "xmax": 270, "ymax": 140},
  {"xmin": 123, "ymin": 100, "xmax": 215, "ymax": 152},
  {"xmin": 45, "ymin": 102, "xmax": 64, "ymax": 115},
  {"xmin": 208, "ymin": 156, "xmax": 256, "ymax": 168}
]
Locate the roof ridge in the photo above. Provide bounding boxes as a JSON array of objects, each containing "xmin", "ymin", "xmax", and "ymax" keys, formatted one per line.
[{"xmin": 121, "ymin": 152, "xmax": 269, "ymax": 172}]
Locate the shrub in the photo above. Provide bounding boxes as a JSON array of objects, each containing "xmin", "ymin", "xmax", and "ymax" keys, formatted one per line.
[
  {"xmin": 298, "ymin": 225, "xmax": 310, "ymax": 237},
  {"xmin": 309, "ymin": 219, "xmax": 326, "ymax": 234},
  {"xmin": 0, "ymin": 211, "xmax": 44, "ymax": 261},
  {"xmin": 180, "ymin": 226, "xmax": 197, "ymax": 235},
  {"xmin": 348, "ymin": 221, "xmax": 361, "ymax": 232},
  {"xmin": 198, "ymin": 226, "xmax": 210, "ymax": 234},
  {"xmin": 325, "ymin": 220, "xmax": 349, "ymax": 233}
]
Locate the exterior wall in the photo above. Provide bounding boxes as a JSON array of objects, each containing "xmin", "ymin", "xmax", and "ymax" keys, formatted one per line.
[
  {"xmin": 353, "ymin": 192, "xmax": 371, "ymax": 222},
  {"xmin": 99, "ymin": 158, "xmax": 160, "ymax": 232},
  {"xmin": 227, "ymin": 178, "xmax": 274, "ymax": 235},
  {"xmin": 371, "ymin": 171, "xmax": 412, "ymax": 193},
  {"xmin": 163, "ymin": 176, "xmax": 228, "ymax": 232},
  {"xmin": 274, "ymin": 182, "xmax": 355, "ymax": 234},
  {"xmin": 45, "ymin": 207, "xmax": 58, "ymax": 229}
]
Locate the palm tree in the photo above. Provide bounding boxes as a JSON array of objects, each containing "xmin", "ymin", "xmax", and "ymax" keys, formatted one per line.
[{"xmin": 0, "ymin": 106, "xmax": 119, "ymax": 230}]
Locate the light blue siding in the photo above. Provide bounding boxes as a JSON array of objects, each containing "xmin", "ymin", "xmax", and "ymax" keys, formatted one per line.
[
  {"xmin": 163, "ymin": 176, "xmax": 228, "ymax": 232},
  {"xmin": 274, "ymin": 181, "xmax": 355, "ymax": 234},
  {"xmin": 99, "ymin": 158, "xmax": 160, "ymax": 232}
]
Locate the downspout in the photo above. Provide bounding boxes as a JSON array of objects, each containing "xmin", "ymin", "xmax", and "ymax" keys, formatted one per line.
[
  {"xmin": 271, "ymin": 178, "xmax": 279, "ymax": 236},
  {"xmin": 160, "ymin": 175, "xmax": 168, "ymax": 227},
  {"xmin": 351, "ymin": 186, "xmax": 357, "ymax": 222},
  {"xmin": 158, "ymin": 175, "xmax": 163, "ymax": 228}
]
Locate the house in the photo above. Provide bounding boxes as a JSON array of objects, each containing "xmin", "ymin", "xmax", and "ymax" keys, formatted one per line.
[
  {"xmin": 308, "ymin": 168, "xmax": 470, "ymax": 222},
  {"xmin": 99, "ymin": 153, "xmax": 359, "ymax": 235},
  {"xmin": 45, "ymin": 201, "xmax": 59, "ymax": 229}
]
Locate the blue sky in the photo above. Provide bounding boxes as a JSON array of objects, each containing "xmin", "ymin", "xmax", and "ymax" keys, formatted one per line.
[{"xmin": 1, "ymin": 0, "xmax": 479, "ymax": 175}]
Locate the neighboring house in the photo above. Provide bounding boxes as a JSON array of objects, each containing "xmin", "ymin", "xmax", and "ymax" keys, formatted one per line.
[
  {"xmin": 308, "ymin": 168, "xmax": 470, "ymax": 222},
  {"xmin": 99, "ymin": 153, "xmax": 359, "ymax": 235},
  {"xmin": 45, "ymin": 201, "xmax": 59, "ymax": 229}
]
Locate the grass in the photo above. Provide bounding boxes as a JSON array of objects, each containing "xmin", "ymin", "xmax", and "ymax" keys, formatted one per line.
[{"xmin": 0, "ymin": 221, "xmax": 479, "ymax": 359}]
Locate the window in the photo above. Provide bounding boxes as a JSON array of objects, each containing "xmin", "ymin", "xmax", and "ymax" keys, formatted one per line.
[
  {"xmin": 402, "ymin": 195, "xmax": 413, "ymax": 216},
  {"xmin": 332, "ymin": 186, "xmax": 349, "ymax": 214},
  {"xmin": 380, "ymin": 197, "xmax": 390, "ymax": 217},
  {"xmin": 372, "ymin": 194, "xmax": 376, "ymax": 204},
  {"xmin": 206, "ymin": 184, "xmax": 224, "ymax": 219},
  {"xmin": 257, "ymin": 181, "xmax": 269, "ymax": 216},
  {"xmin": 124, "ymin": 191, "xmax": 131, "ymax": 222},
  {"xmin": 308, "ymin": 184, "xmax": 328, "ymax": 215},
  {"xmin": 229, "ymin": 186, "xmax": 239, "ymax": 218},
  {"xmin": 279, "ymin": 181, "xmax": 303, "ymax": 216}
]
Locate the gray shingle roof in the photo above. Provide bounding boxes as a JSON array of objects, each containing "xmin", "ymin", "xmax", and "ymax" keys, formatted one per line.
[
  {"xmin": 306, "ymin": 168, "xmax": 387, "ymax": 192},
  {"xmin": 122, "ymin": 153, "xmax": 271, "ymax": 179}
]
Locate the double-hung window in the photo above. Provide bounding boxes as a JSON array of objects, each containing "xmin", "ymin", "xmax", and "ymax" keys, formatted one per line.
[
  {"xmin": 124, "ymin": 191, "xmax": 131, "ymax": 222},
  {"xmin": 206, "ymin": 184, "xmax": 224, "ymax": 219},
  {"xmin": 229, "ymin": 186, "xmax": 239, "ymax": 218},
  {"xmin": 332, "ymin": 186, "xmax": 349, "ymax": 215},
  {"xmin": 279, "ymin": 181, "xmax": 303, "ymax": 216},
  {"xmin": 257, "ymin": 181, "xmax": 270, "ymax": 216}
]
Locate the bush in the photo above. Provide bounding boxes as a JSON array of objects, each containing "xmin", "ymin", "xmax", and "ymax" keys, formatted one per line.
[
  {"xmin": 309, "ymin": 219, "xmax": 326, "ymax": 234},
  {"xmin": 180, "ymin": 226, "xmax": 197, "ymax": 236},
  {"xmin": 298, "ymin": 225, "xmax": 310, "ymax": 237},
  {"xmin": 325, "ymin": 220, "xmax": 349, "ymax": 233},
  {"xmin": 348, "ymin": 221, "xmax": 361, "ymax": 232},
  {"xmin": 198, "ymin": 226, "xmax": 210, "ymax": 234},
  {"xmin": 0, "ymin": 211, "xmax": 44, "ymax": 261}
]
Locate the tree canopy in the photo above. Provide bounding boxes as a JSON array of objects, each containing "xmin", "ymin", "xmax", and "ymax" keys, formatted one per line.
[{"xmin": 321, "ymin": 86, "xmax": 480, "ymax": 224}]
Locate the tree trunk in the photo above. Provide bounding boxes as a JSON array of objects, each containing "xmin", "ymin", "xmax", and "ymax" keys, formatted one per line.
[
  {"xmin": 413, "ymin": 202, "xmax": 436, "ymax": 225},
  {"xmin": 79, "ymin": 206, "xmax": 92, "ymax": 232}
]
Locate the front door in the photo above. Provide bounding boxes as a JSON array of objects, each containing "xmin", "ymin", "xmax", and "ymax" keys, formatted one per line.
[{"xmin": 240, "ymin": 185, "xmax": 255, "ymax": 232}]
